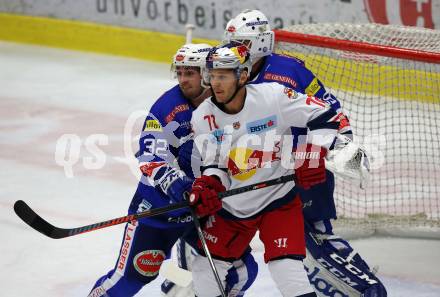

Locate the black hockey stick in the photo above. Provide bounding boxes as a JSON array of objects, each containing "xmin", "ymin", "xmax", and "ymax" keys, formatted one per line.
[
  {"xmin": 14, "ymin": 174, "xmax": 294, "ymax": 239},
  {"xmin": 190, "ymin": 206, "xmax": 227, "ymax": 297}
]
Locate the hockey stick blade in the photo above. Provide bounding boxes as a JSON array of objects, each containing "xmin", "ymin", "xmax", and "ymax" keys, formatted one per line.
[
  {"xmin": 14, "ymin": 199, "xmax": 189, "ymax": 239},
  {"xmin": 14, "ymin": 175, "xmax": 294, "ymax": 239},
  {"xmin": 14, "ymin": 200, "xmax": 66, "ymax": 239}
]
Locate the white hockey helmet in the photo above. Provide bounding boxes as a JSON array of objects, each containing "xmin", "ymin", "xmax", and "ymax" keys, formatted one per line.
[
  {"xmin": 171, "ymin": 43, "xmax": 212, "ymax": 75},
  {"xmin": 223, "ymin": 9, "xmax": 274, "ymax": 60},
  {"xmin": 204, "ymin": 42, "xmax": 252, "ymax": 83}
]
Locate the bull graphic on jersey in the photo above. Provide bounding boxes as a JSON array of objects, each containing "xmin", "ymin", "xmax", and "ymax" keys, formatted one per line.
[{"xmin": 227, "ymin": 146, "xmax": 281, "ymax": 181}]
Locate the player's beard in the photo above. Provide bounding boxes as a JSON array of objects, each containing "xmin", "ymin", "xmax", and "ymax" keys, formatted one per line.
[{"xmin": 181, "ymin": 84, "xmax": 203, "ymax": 100}]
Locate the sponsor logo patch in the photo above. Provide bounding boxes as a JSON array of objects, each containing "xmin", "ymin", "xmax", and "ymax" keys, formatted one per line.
[
  {"xmin": 133, "ymin": 250, "xmax": 166, "ymax": 277},
  {"xmin": 227, "ymin": 25, "xmax": 236, "ymax": 32},
  {"xmin": 211, "ymin": 128, "xmax": 227, "ymax": 143},
  {"xmin": 246, "ymin": 20, "xmax": 269, "ymax": 26},
  {"xmin": 284, "ymin": 87, "xmax": 298, "ymax": 99},
  {"xmin": 274, "ymin": 237, "xmax": 288, "ymax": 248},
  {"xmin": 168, "ymin": 214, "xmax": 193, "ymax": 224},
  {"xmin": 165, "ymin": 104, "xmax": 190, "ymax": 123},
  {"xmin": 137, "ymin": 199, "xmax": 153, "ymax": 212},
  {"xmin": 306, "ymin": 266, "xmax": 349, "ymax": 297},
  {"xmin": 144, "ymin": 120, "xmax": 163, "ymax": 132},
  {"xmin": 246, "ymin": 115, "xmax": 277, "ymax": 134},
  {"xmin": 264, "ymin": 72, "xmax": 297, "ymax": 88},
  {"xmin": 202, "ymin": 230, "xmax": 218, "ymax": 244},
  {"xmin": 180, "ymin": 121, "xmax": 191, "ymax": 130},
  {"xmin": 305, "ymin": 77, "xmax": 321, "ymax": 95},
  {"xmin": 140, "ymin": 162, "xmax": 165, "ymax": 177},
  {"xmin": 117, "ymin": 221, "xmax": 137, "ymax": 272}
]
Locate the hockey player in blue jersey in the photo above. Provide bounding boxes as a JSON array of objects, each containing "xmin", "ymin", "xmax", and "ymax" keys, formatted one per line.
[
  {"xmin": 221, "ymin": 9, "xmax": 387, "ymax": 297},
  {"xmin": 88, "ymin": 43, "xmax": 257, "ymax": 297}
]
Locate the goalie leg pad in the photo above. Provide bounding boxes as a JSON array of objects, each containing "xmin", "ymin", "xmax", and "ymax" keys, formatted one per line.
[{"xmin": 304, "ymin": 222, "xmax": 387, "ymax": 297}]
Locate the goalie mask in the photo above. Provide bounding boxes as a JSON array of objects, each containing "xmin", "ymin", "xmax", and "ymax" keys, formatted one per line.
[
  {"xmin": 223, "ymin": 9, "xmax": 274, "ymax": 60},
  {"xmin": 171, "ymin": 43, "xmax": 212, "ymax": 77}
]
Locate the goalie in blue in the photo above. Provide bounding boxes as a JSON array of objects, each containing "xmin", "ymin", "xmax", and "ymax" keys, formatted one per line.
[
  {"xmin": 221, "ymin": 9, "xmax": 387, "ymax": 297},
  {"xmin": 88, "ymin": 43, "xmax": 257, "ymax": 297}
]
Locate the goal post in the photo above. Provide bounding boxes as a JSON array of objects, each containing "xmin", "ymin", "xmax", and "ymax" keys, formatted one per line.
[{"xmin": 274, "ymin": 23, "xmax": 440, "ymax": 239}]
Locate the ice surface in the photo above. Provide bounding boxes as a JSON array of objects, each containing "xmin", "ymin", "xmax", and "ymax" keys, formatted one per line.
[{"xmin": 1, "ymin": 41, "xmax": 439, "ymax": 297}]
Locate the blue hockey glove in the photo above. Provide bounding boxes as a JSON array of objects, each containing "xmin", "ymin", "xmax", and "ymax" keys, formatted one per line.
[{"xmin": 157, "ymin": 166, "xmax": 194, "ymax": 203}]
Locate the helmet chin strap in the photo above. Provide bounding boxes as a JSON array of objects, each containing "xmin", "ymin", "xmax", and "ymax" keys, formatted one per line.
[
  {"xmin": 211, "ymin": 80, "xmax": 244, "ymax": 108},
  {"xmin": 225, "ymin": 80, "xmax": 244, "ymax": 105}
]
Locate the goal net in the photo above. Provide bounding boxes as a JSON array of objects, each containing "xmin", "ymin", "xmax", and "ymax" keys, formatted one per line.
[{"xmin": 275, "ymin": 23, "xmax": 440, "ymax": 239}]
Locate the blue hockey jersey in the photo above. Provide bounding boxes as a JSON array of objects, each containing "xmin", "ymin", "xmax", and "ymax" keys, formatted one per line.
[
  {"xmin": 130, "ymin": 85, "xmax": 195, "ymax": 228},
  {"xmin": 249, "ymin": 53, "xmax": 351, "ymax": 137}
]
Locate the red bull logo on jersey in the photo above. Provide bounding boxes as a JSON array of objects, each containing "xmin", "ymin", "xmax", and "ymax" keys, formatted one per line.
[
  {"xmin": 246, "ymin": 115, "xmax": 277, "ymax": 134},
  {"xmin": 284, "ymin": 87, "xmax": 298, "ymax": 99},
  {"xmin": 233, "ymin": 121, "xmax": 241, "ymax": 130},
  {"xmin": 365, "ymin": 0, "xmax": 434, "ymax": 28},
  {"xmin": 228, "ymin": 147, "xmax": 281, "ymax": 181},
  {"xmin": 133, "ymin": 250, "xmax": 166, "ymax": 277}
]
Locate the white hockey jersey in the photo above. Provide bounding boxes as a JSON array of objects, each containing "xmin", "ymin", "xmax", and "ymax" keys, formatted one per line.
[{"xmin": 191, "ymin": 82, "xmax": 338, "ymax": 218}]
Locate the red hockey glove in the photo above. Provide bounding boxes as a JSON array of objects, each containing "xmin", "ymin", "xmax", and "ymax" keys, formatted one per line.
[
  {"xmin": 189, "ymin": 175, "xmax": 225, "ymax": 217},
  {"xmin": 294, "ymin": 144, "xmax": 327, "ymax": 190}
]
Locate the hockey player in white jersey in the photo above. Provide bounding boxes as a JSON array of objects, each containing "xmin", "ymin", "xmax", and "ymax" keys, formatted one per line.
[
  {"xmin": 187, "ymin": 43, "xmax": 340, "ymax": 297},
  {"xmin": 222, "ymin": 9, "xmax": 386, "ymax": 297}
]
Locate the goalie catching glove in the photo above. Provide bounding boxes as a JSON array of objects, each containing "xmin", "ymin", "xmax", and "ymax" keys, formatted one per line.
[
  {"xmin": 325, "ymin": 134, "xmax": 371, "ymax": 188},
  {"xmin": 189, "ymin": 175, "xmax": 224, "ymax": 217}
]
